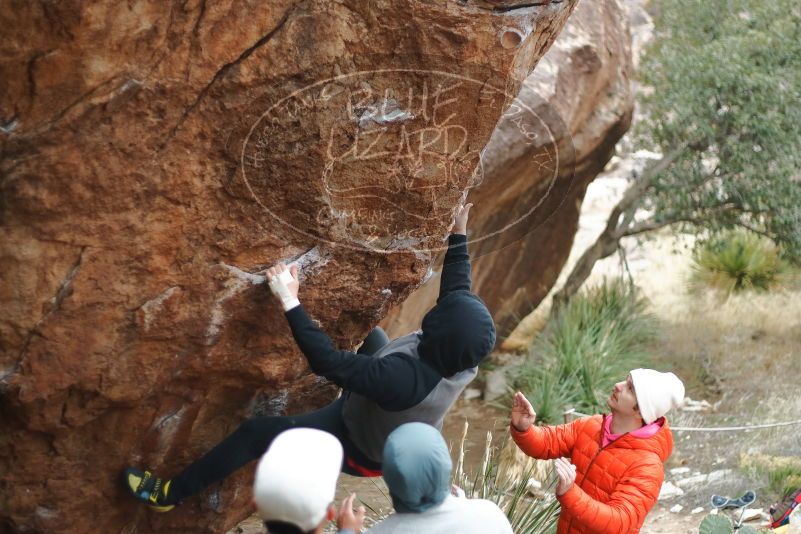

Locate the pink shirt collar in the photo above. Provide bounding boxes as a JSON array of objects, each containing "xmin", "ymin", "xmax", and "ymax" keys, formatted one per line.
[{"xmin": 602, "ymin": 414, "xmax": 663, "ymax": 448}]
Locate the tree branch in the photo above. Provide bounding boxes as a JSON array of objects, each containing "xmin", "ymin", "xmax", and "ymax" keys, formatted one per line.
[
  {"xmin": 621, "ymin": 210, "xmax": 776, "ymax": 241},
  {"xmin": 621, "ymin": 217, "xmax": 683, "ymax": 237},
  {"xmin": 728, "ymin": 221, "xmax": 776, "ymax": 241},
  {"xmin": 605, "ymin": 146, "xmax": 686, "ymax": 238}
]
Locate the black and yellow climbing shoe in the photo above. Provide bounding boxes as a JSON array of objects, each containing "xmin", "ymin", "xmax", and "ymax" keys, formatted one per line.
[{"xmin": 124, "ymin": 467, "xmax": 175, "ymax": 512}]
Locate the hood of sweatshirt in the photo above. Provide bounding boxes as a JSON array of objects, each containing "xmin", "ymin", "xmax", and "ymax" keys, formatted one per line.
[
  {"xmin": 417, "ymin": 290, "xmax": 496, "ymax": 377},
  {"xmin": 382, "ymin": 422, "xmax": 451, "ymax": 514}
]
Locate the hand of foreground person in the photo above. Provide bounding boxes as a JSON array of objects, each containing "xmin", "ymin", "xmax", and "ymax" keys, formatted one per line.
[
  {"xmin": 451, "ymin": 202, "xmax": 472, "ymax": 235},
  {"xmin": 511, "ymin": 391, "xmax": 537, "ymax": 432},
  {"xmin": 337, "ymin": 493, "xmax": 366, "ymax": 532},
  {"xmin": 554, "ymin": 457, "xmax": 577, "ymax": 496},
  {"xmin": 451, "ymin": 484, "xmax": 466, "ymax": 498},
  {"xmin": 266, "ymin": 262, "xmax": 300, "ymax": 310}
]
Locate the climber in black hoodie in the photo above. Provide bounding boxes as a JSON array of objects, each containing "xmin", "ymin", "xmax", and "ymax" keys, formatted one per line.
[{"xmin": 124, "ymin": 203, "xmax": 496, "ymax": 511}]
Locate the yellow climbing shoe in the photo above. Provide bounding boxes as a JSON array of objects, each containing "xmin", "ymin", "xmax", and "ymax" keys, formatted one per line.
[{"xmin": 124, "ymin": 467, "xmax": 175, "ymax": 512}]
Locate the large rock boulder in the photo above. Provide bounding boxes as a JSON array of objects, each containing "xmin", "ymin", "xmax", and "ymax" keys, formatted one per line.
[
  {"xmin": 0, "ymin": 1, "xmax": 578, "ymax": 532},
  {"xmin": 381, "ymin": 0, "xmax": 635, "ymax": 338}
]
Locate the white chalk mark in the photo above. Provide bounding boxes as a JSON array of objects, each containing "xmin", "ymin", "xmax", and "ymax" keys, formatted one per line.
[
  {"xmin": 374, "ymin": 287, "xmax": 396, "ymax": 318},
  {"xmin": 219, "ymin": 263, "xmax": 267, "ymax": 285},
  {"xmin": 249, "ymin": 389, "xmax": 290, "ymax": 417},
  {"xmin": 421, "ymin": 266, "xmax": 436, "ymax": 285},
  {"xmin": 151, "ymin": 406, "xmax": 188, "ymax": 459},
  {"xmin": 206, "ymin": 272, "xmax": 251, "ymax": 344},
  {"xmin": 0, "ymin": 119, "xmax": 18, "ymax": 134},
  {"xmin": 207, "ymin": 490, "xmax": 222, "ymax": 512},
  {"xmin": 0, "ymin": 365, "xmax": 16, "ymax": 385},
  {"xmin": 358, "ymin": 98, "xmax": 414, "ymax": 128},
  {"xmin": 50, "ymin": 258, "xmax": 82, "ymax": 307},
  {"xmin": 138, "ymin": 286, "xmax": 180, "ymax": 332},
  {"xmin": 386, "ymin": 236, "xmax": 424, "ymax": 250},
  {"xmin": 120, "ymin": 79, "xmax": 143, "ymax": 93},
  {"xmin": 267, "ymin": 390, "xmax": 289, "ymax": 414},
  {"xmin": 288, "ymin": 246, "xmax": 331, "ymax": 275},
  {"xmin": 204, "ymin": 248, "xmax": 330, "ymax": 344},
  {"xmin": 154, "ymin": 406, "xmax": 186, "ymax": 430},
  {"xmin": 35, "ymin": 507, "xmax": 58, "ymax": 521}
]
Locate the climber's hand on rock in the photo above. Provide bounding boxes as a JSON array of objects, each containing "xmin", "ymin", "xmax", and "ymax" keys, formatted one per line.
[
  {"xmin": 337, "ymin": 493, "xmax": 366, "ymax": 532},
  {"xmin": 452, "ymin": 202, "xmax": 472, "ymax": 235},
  {"xmin": 511, "ymin": 391, "xmax": 537, "ymax": 432},
  {"xmin": 267, "ymin": 263, "xmax": 300, "ymax": 311},
  {"xmin": 267, "ymin": 263, "xmax": 300, "ymax": 298}
]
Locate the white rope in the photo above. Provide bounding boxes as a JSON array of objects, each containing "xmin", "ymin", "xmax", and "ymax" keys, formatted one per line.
[
  {"xmin": 562, "ymin": 409, "xmax": 801, "ymax": 432},
  {"xmin": 671, "ymin": 419, "xmax": 801, "ymax": 432}
]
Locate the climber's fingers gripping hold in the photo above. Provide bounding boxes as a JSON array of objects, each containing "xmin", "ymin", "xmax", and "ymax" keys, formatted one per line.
[
  {"xmin": 267, "ymin": 262, "xmax": 298, "ymax": 284},
  {"xmin": 452, "ymin": 202, "xmax": 473, "ymax": 235},
  {"xmin": 267, "ymin": 262, "xmax": 301, "ymax": 311}
]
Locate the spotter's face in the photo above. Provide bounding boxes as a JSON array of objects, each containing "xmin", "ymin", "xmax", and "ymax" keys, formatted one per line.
[{"xmin": 607, "ymin": 374, "xmax": 640, "ymax": 418}]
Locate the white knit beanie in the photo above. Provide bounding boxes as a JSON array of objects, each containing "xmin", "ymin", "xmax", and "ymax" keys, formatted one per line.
[
  {"xmin": 253, "ymin": 428, "xmax": 343, "ymax": 532},
  {"xmin": 630, "ymin": 368, "xmax": 686, "ymax": 424}
]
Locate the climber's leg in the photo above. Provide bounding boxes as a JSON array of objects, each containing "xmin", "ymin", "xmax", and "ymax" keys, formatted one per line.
[
  {"xmin": 126, "ymin": 398, "xmax": 347, "ymax": 507},
  {"xmin": 357, "ymin": 326, "xmax": 390, "ymax": 356},
  {"xmin": 123, "ymin": 327, "xmax": 390, "ymax": 509},
  {"xmin": 169, "ymin": 397, "xmax": 347, "ymax": 503}
]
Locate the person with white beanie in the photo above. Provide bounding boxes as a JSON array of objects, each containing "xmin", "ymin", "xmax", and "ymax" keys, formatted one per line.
[
  {"xmin": 510, "ymin": 369, "xmax": 685, "ymax": 534},
  {"xmin": 253, "ymin": 428, "xmax": 365, "ymax": 534}
]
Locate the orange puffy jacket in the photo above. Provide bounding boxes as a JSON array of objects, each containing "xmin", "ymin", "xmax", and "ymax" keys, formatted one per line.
[{"xmin": 511, "ymin": 414, "xmax": 672, "ymax": 534}]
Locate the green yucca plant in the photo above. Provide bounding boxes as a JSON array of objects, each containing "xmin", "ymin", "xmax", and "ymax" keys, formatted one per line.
[
  {"xmin": 454, "ymin": 422, "xmax": 560, "ymax": 534},
  {"xmin": 691, "ymin": 230, "xmax": 788, "ymax": 294},
  {"xmin": 514, "ymin": 279, "xmax": 655, "ymax": 424}
]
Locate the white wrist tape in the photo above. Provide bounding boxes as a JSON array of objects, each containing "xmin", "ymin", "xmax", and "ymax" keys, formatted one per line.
[{"xmin": 268, "ymin": 269, "xmax": 300, "ymax": 311}]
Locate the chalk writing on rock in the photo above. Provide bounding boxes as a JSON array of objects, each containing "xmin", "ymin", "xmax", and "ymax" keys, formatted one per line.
[{"xmin": 241, "ymin": 64, "xmax": 564, "ymax": 254}]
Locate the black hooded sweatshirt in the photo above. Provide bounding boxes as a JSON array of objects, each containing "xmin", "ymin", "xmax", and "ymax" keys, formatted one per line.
[{"xmin": 284, "ymin": 234, "xmax": 496, "ymax": 411}]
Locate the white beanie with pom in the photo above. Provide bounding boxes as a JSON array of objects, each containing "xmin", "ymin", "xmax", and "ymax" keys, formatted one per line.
[{"xmin": 630, "ymin": 368, "xmax": 685, "ymax": 424}]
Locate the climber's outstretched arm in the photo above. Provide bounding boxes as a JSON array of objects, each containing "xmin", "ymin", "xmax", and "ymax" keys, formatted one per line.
[
  {"xmin": 285, "ymin": 305, "xmax": 437, "ymax": 409},
  {"xmin": 438, "ymin": 202, "xmax": 472, "ymax": 300},
  {"xmin": 266, "ymin": 264, "xmax": 437, "ymax": 411}
]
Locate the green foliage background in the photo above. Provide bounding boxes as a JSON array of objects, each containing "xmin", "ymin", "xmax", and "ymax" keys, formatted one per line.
[{"xmin": 634, "ymin": 0, "xmax": 801, "ymax": 260}]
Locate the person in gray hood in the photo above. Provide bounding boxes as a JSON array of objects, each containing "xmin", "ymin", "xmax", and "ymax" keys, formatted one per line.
[
  {"xmin": 124, "ymin": 203, "xmax": 497, "ymax": 510},
  {"xmin": 367, "ymin": 422, "xmax": 513, "ymax": 534}
]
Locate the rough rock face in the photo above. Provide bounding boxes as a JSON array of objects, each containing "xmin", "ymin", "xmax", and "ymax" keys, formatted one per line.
[
  {"xmin": 381, "ymin": 0, "xmax": 635, "ymax": 338},
  {"xmin": 0, "ymin": 1, "xmax": 578, "ymax": 532}
]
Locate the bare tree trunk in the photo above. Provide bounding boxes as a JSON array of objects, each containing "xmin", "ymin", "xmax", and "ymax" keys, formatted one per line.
[
  {"xmin": 550, "ymin": 148, "xmax": 683, "ymax": 313},
  {"xmin": 551, "ymin": 229, "xmax": 622, "ymax": 311}
]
